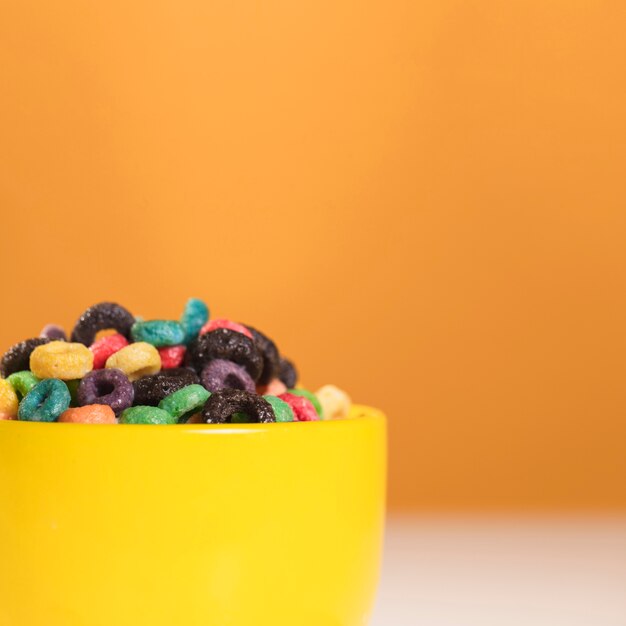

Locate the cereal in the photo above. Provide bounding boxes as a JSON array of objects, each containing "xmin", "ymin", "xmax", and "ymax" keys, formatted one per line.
[
  {"xmin": 133, "ymin": 368, "xmax": 199, "ymax": 406},
  {"xmin": 30, "ymin": 341, "xmax": 94, "ymax": 380},
  {"xmin": 65, "ymin": 379, "xmax": 81, "ymax": 407},
  {"xmin": 184, "ymin": 411, "xmax": 204, "ymax": 424},
  {"xmin": 262, "ymin": 395, "xmax": 295, "ymax": 422},
  {"xmin": 90, "ymin": 333, "xmax": 129, "ymax": 369},
  {"xmin": 200, "ymin": 359, "xmax": 255, "ymax": 393},
  {"xmin": 230, "ymin": 411, "xmax": 250, "ymax": 423},
  {"xmin": 18, "ymin": 378, "xmax": 71, "ymax": 422},
  {"xmin": 256, "ymin": 378, "xmax": 287, "ymax": 396},
  {"xmin": 0, "ymin": 298, "xmax": 349, "ymax": 426},
  {"xmin": 131, "ymin": 320, "xmax": 185, "ymax": 347},
  {"xmin": 188, "ymin": 328, "xmax": 262, "ymax": 381},
  {"xmin": 119, "ymin": 405, "xmax": 177, "ymax": 425},
  {"xmin": 315, "ymin": 385, "xmax": 351, "ymax": 420},
  {"xmin": 0, "ymin": 338, "xmax": 50, "ymax": 378},
  {"xmin": 77, "ymin": 369, "xmax": 134, "ymax": 415},
  {"xmin": 245, "ymin": 326, "xmax": 280, "ymax": 385},
  {"xmin": 278, "ymin": 357, "xmax": 298, "ymax": 389},
  {"xmin": 7, "ymin": 371, "xmax": 40, "ymax": 399},
  {"xmin": 71, "ymin": 302, "xmax": 135, "ymax": 346},
  {"xmin": 200, "ymin": 319, "xmax": 253, "ymax": 339},
  {"xmin": 0, "ymin": 378, "xmax": 19, "ymax": 420},
  {"xmin": 59, "ymin": 404, "xmax": 117, "ymax": 424},
  {"xmin": 40, "ymin": 324, "xmax": 67, "ymax": 341},
  {"xmin": 278, "ymin": 392, "xmax": 319, "ymax": 422},
  {"xmin": 181, "ymin": 298, "xmax": 209, "ymax": 343},
  {"xmin": 157, "ymin": 345, "xmax": 186, "ymax": 369},
  {"xmin": 287, "ymin": 388, "xmax": 323, "ymax": 419},
  {"xmin": 158, "ymin": 384, "xmax": 210, "ymax": 421},
  {"xmin": 105, "ymin": 342, "xmax": 161, "ymax": 382},
  {"xmin": 202, "ymin": 389, "xmax": 275, "ymax": 424}
]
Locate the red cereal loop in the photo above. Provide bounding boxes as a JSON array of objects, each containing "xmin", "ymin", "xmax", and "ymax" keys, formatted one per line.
[
  {"xmin": 89, "ymin": 333, "xmax": 129, "ymax": 369},
  {"xmin": 278, "ymin": 392, "xmax": 319, "ymax": 422},
  {"xmin": 158, "ymin": 345, "xmax": 186, "ymax": 369},
  {"xmin": 199, "ymin": 319, "xmax": 253, "ymax": 339}
]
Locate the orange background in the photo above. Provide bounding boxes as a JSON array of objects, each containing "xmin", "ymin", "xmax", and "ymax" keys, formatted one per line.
[{"xmin": 1, "ymin": 0, "xmax": 625, "ymax": 510}]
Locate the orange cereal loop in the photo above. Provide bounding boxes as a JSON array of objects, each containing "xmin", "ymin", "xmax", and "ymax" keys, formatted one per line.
[
  {"xmin": 0, "ymin": 378, "xmax": 19, "ymax": 419},
  {"xmin": 30, "ymin": 341, "xmax": 94, "ymax": 380},
  {"xmin": 105, "ymin": 342, "xmax": 161, "ymax": 382},
  {"xmin": 59, "ymin": 404, "xmax": 117, "ymax": 424},
  {"xmin": 94, "ymin": 328, "xmax": 119, "ymax": 341},
  {"xmin": 185, "ymin": 412, "xmax": 204, "ymax": 424},
  {"xmin": 256, "ymin": 378, "xmax": 287, "ymax": 396}
]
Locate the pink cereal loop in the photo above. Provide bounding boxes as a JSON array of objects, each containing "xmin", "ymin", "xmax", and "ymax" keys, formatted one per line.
[
  {"xmin": 257, "ymin": 378, "xmax": 288, "ymax": 396},
  {"xmin": 199, "ymin": 319, "xmax": 253, "ymax": 339}
]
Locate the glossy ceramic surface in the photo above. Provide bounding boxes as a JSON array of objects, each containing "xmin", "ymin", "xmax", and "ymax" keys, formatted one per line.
[{"xmin": 0, "ymin": 405, "xmax": 386, "ymax": 626}]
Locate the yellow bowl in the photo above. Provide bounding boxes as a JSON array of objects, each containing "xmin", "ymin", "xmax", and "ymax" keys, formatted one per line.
[{"xmin": 0, "ymin": 405, "xmax": 386, "ymax": 626}]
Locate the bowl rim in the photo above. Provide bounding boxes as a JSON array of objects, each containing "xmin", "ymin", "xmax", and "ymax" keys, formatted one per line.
[{"xmin": 0, "ymin": 404, "xmax": 385, "ymax": 434}]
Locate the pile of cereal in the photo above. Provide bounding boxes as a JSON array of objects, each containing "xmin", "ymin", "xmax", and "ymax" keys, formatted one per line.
[{"xmin": 0, "ymin": 300, "xmax": 351, "ymax": 425}]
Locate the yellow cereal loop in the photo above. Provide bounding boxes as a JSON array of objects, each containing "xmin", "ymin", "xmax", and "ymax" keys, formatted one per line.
[
  {"xmin": 0, "ymin": 378, "xmax": 19, "ymax": 420},
  {"xmin": 315, "ymin": 384, "xmax": 352, "ymax": 420},
  {"xmin": 105, "ymin": 342, "xmax": 161, "ymax": 382},
  {"xmin": 30, "ymin": 341, "xmax": 94, "ymax": 380}
]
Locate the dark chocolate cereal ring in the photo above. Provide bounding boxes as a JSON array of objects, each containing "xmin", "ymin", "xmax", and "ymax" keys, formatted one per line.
[
  {"xmin": 244, "ymin": 325, "xmax": 280, "ymax": 385},
  {"xmin": 71, "ymin": 302, "xmax": 135, "ymax": 346},
  {"xmin": 278, "ymin": 357, "xmax": 298, "ymax": 389},
  {"xmin": 187, "ymin": 328, "xmax": 263, "ymax": 382},
  {"xmin": 132, "ymin": 368, "xmax": 199, "ymax": 406},
  {"xmin": 200, "ymin": 359, "xmax": 255, "ymax": 393},
  {"xmin": 77, "ymin": 368, "xmax": 134, "ymax": 415},
  {"xmin": 0, "ymin": 337, "xmax": 51, "ymax": 378},
  {"xmin": 201, "ymin": 388, "xmax": 275, "ymax": 424}
]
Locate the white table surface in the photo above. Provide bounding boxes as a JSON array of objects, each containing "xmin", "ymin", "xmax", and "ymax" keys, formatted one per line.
[{"xmin": 371, "ymin": 516, "xmax": 626, "ymax": 626}]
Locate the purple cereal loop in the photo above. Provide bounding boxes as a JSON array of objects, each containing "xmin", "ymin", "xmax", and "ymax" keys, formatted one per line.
[
  {"xmin": 40, "ymin": 324, "xmax": 67, "ymax": 341},
  {"xmin": 200, "ymin": 359, "xmax": 255, "ymax": 393},
  {"xmin": 77, "ymin": 368, "xmax": 134, "ymax": 415}
]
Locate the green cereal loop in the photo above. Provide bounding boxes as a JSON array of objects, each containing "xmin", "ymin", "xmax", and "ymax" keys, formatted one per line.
[
  {"xmin": 158, "ymin": 384, "xmax": 210, "ymax": 421},
  {"xmin": 119, "ymin": 405, "xmax": 177, "ymax": 425},
  {"xmin": 130, "ymin": 320, "xmax": 185, "ymax": 348},
  {"xmin": 65, "ymin": 379, "xmax": 81, "ymax": 407},
  {"xmin": 18, "ymin": 378, "xmax": 70, "ymax": 422},
  {"xmin": 7, "ymin": 371, "xmax": 40, "ymax": 399},
  {"xmin": 287, "ymin": 388, "xmax": 323, "ymax": 419},
  {"xmin": 263, "ymin": 395, "xmax": 295, "ymax": 422}
]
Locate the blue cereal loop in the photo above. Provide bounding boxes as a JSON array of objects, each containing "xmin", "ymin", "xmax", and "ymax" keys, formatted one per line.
[
  {"xmin": 130, "ymin": 320, "xmax": 185, "ymax": 347},
  {"xmin": 18, "ymin": 378, "xmax": 71, "ymax": 422},
  {"xmin": 180, "ymin": 298, "xmax": 209, "ymax": 344}
]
